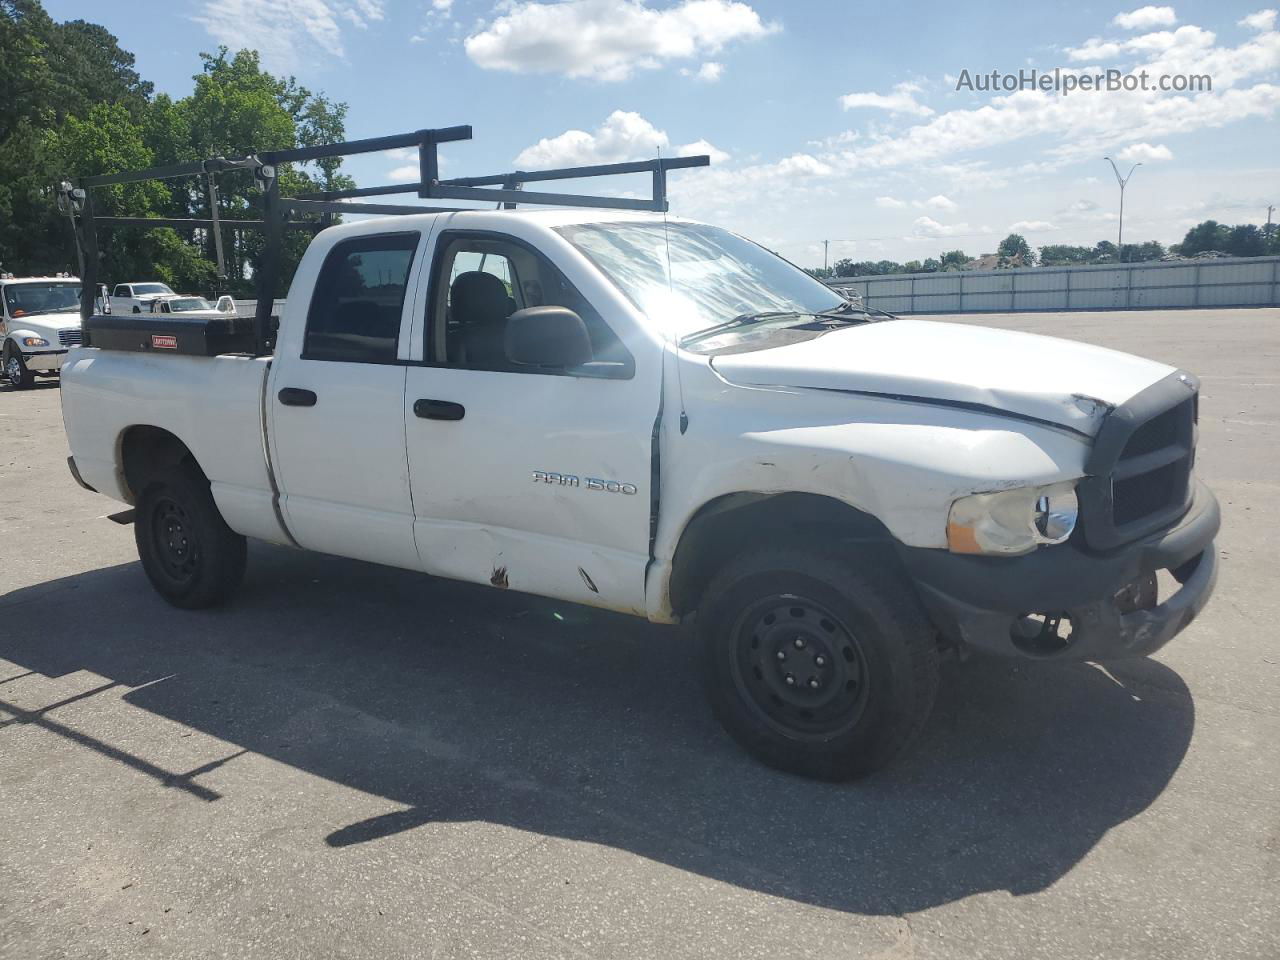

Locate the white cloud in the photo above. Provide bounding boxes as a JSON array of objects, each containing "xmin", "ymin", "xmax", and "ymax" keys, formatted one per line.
[
  {"xmin": 912, "ymin": 216, "xmax": 972, "ymax": 238},
  {"xmin": 1065, "ymin": 37, "xmax": 1125, "ymax": 61},
  {"xmin": 1066, "ymin": 24, "xmax": 1216, "ymax": 61},
  {"xmin": 924, "ymin": 194, "xmax": 958, "ymax": 211},
  {"xmin": 194, "ymin": 0, "xmax": 384, "ymax": 69},
  {"xmin": 1009, "ymin": 220, "xmax": 1058, "ymax": 231},
  {"xmin": 822, "ymin": 23, "xmax": 1280, "ymax": 175},
  {"xmin": 1116, "ymin": 142, "xmax": 1174, "ymax": 162},
  {"xmin": 1240, "ymin": 9, "xmax": 1278, "ymax": 32},
  {"xmin": 1113, "ymin": 6, "xmax": 1177, "ymax": 30},
  {"xmin": 840, "ymin": 81, "xmax": 934, "ymax": 116},
  {"xmin": 695, "ymin": 61, "xmax": 724, "ymax": 81},
  {"xmin": 513, "ymin": 111, "xmax": 727, "ymax": 168},
  {"xmin": 654, "ymin": 8, "xmax": 1276, "ymax": 264},
  {"xmin": 464, "ymin": 0, "xmax": 776, "ymax": 82},
  {"xmin": 773, "ymin": 153, "xmax": 833, "ymax": 176},
  {"xmin": 679, "ymin": 138, "xmax": 732, "ymax": 164}
]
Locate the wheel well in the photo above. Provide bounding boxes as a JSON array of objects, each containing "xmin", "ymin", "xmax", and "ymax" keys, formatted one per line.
[
  {"xmin": 119, "ymin": 426, "xmax": 201, "ymax": 501},
  {"xmin": 668, "ymin": 492, "xmax": 897, "ymax": 617}
]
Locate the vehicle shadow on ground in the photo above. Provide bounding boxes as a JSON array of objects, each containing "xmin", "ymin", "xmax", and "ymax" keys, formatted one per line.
[{"xmin": 0, "ymin": 542, "xmax": 1195, "ymax": 916}]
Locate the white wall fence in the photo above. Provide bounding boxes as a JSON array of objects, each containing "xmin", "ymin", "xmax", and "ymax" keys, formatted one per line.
[
  {"xmin": 231, "ymin": 299, "xmax": 287, "ymax": 318},
  {"xmin": 826, "ymin": 256, "xmax": 1280, "ymax": 314}
]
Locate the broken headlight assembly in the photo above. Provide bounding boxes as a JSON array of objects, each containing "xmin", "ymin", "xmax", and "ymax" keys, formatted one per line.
[{"xmin": 947, "ymin": 481, "xmax": 1079, "ymax": 555}]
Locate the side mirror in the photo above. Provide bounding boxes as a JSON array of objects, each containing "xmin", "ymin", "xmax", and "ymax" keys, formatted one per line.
[{"xmin": 504, "ymin": 306, "xmax": 592, "ymax": 370}]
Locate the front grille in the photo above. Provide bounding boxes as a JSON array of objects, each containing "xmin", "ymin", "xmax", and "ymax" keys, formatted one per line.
[
  {"xmin": 58, "ymin": 328, "xmax": 82, "ymax": 346},
  {"xmin": 1079, "ymin": 373, "xmax": 1198, "ymax": 550}
]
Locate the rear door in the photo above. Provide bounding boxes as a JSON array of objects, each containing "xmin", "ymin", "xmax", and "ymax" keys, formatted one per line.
[
  {"xmin": 267, "ymin": 229, "xmax": 427, "ymax": 570},
  {"xmin": 403, "ymin": 226, "xmax": 660, "ymax": 613}
]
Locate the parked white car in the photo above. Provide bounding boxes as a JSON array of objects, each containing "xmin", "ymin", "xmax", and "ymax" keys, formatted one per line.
[
  {"xmin": 1, "ymin": 275, "xmax": 90, "ymax": 388},
  {"xmin": 110, "ymin": 281, "xmax": 175, "ymax": 314},
  {"xmin": 59, "ymin": 208, "xmax": 1220, "ymax": 778}
]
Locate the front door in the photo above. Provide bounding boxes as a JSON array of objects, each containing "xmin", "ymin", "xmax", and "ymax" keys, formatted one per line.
[
  {"xmin": 268, "ymin": 229, "xmax": 426, "ymax": 570},
  {"xmin": 403, "ymin": 228, "xmax": 659, "ymax": 613}
]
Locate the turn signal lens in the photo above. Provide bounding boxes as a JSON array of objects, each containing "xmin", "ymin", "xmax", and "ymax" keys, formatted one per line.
[{"xmin": 22, "ymin": 336, "xmax": 49, "ymax": 347}]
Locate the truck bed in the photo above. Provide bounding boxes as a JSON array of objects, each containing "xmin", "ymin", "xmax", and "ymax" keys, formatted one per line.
[{"xmin": 61, "ymin": 348, "xmax": 287, "ymax": 545}]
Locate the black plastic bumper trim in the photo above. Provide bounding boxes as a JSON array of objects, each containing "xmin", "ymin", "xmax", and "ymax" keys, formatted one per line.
[{"xmin": 897, "ymin": 480, "xmax": 1220, "ymax": 661}]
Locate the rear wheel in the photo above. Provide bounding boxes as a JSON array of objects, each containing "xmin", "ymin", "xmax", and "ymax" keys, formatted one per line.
[
  {"xmin": 4, "ymin": 348, "xmax": 35, "ymax": 389},
  {"xmin": 699, "ymin": 546, "xmax": 939, "ymax": 780},
  {"xmin": 134, "ymin": 463, "xmax": 246, "ymax": 608}
]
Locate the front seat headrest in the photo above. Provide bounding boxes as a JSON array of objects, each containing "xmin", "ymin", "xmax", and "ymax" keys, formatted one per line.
[{"xmin": 451, "ymin": 271, "xmax": 515, "ymax": 326}]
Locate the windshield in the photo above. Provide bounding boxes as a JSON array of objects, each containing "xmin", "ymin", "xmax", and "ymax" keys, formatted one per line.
[
  {"xmin": 555, "ymin": 221, "xmax": 846, "ymax": 339},
  {"xmin": 167, "ymin": 297, "xmax": 213, "ymax": 312},
  {"xmin": 133, "ymin": 283, "xmax": 173, "ymax": 296},
  {"xmin": 3, "ymin": 282, "xmax": 81, "ymax": 318}
]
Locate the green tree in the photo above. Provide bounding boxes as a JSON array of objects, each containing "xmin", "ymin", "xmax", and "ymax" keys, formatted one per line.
[
  {"xmin": 1038, "ymin": 244, "xmax": 1093, "ymax": 266},
  {"xmin": 938, "ymin": 249, "xmax": 969, "ymax": 270},
  {"xmin": 996, "ymin": 233, "xmax": 1034, "ymax": 266},
  {"xmin": 1092, "ymin": 240, "xmax": 1117, "ymax": 262},
  {"xmin": 1224, "ymin": 224, "xmax": 1265, "ymax": 258},
  {"xmin": 1179, "ymin": 220, "xmax": 1229, "ymax": 256},
  {"xmin": 0, "ymin": 3, "xmax": 353, "ymax": 293}
]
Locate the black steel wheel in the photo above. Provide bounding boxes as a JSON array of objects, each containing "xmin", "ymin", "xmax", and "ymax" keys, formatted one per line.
[
  {"xmin": 700, "ymin": 545, "xmax": 939, "ymax": 780},
  {"xmin": 150, "ymin": 495, "xmax": 201, "ymax": 584},
  {"xmin": 135, "ymin": 462, "xmax": 246, "ymax": 608},
  {"xmin": 729, "ymin": 595, "xmax": 871, "ymax": 741}
]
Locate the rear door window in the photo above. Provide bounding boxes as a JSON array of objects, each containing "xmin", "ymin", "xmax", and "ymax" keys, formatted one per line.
[{"xmin": 303, "ymin": 232, "xmax": 420, "ymax": 364}]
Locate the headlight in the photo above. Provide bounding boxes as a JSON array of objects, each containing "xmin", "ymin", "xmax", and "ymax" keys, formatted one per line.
[
  {"xmin": 947, "ymin": 481, "xmax": 1079, "ymax": 555},
  {"xmin": 22, "ymin": 336, "xmax": 49, "ymax": 347}
]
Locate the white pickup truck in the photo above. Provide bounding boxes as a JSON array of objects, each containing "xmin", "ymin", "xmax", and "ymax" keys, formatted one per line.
[
  {"xmin": 110, "ymin": 281, "xmax": 175, "ymax": 314},
  {"xmin": 60, "ymin": 209, "xmax": 1219, "ymax": 778}
]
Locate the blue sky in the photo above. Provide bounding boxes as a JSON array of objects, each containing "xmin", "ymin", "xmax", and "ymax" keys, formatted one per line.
[{"xmin": 44, "ymin": 0, "xmax": 1280, "ymax": 266}]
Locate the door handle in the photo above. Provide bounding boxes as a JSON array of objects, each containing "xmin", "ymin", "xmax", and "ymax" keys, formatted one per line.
[
  {"xmin": 414, "ymin": 399, "xmax": 465, "ymax": 421},
  {"xmin": 278, "ymin": 387, "xmax": 318, "ymax": 407}
]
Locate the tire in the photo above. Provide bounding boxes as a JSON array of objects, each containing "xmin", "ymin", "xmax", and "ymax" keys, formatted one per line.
[
  {"xmin": 134, "ymin": 462, "xmax": 247, "ymax": 608},
  {"xmin": 5, "ymin": 348, "xmax": 35, "ymax": 389},
  {"xmin": 699, "ymin": 546, "xmax": 940, "ymax": 780}
]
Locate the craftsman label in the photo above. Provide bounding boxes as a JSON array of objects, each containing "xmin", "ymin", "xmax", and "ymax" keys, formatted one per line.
[{"xmin": 151, "ymin": 334, "xmax": 178, "ymax": 350}]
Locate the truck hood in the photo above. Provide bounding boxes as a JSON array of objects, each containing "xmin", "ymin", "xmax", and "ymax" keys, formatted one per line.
[
  {"xmin": 9, "ymin": 310, "xmax": 81, "ymax": 338},
  {"xmin": 708, "ymin": 318, "xmax": 1175, "ymax": 436}
]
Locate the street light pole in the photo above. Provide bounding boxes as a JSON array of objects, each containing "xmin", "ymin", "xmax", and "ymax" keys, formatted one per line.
[{"xmin": 1104, "ymin": 157, "xmax": 1141, "ymax": 262}]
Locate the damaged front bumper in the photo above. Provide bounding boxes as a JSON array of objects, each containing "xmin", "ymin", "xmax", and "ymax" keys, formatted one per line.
[{"xmin": 897, "ymin": 480, "xmax": 1220, "ymax": 661}]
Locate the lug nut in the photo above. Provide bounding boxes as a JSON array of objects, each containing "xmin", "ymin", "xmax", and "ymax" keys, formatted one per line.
[
  {"xmin": 775, "ymin": 650, "xmax": 786, "ymax": 661},
  {"xmin": 814, "ymin": 656, "xmax": 826, "ymax": 667},
  {"xmin": 793, "ymin": 638, "xmax": 806, "ymax": 649},
  {"xmin": 784, "ymin": 674, "xmax": 795, "ymax": 686},
  {"xmin": 808, "ymin": 678, "xmax": 820, "ymax": 689}
]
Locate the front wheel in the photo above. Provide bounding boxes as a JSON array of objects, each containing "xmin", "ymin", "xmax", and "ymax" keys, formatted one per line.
[
  {"xmin": 135, "ymin": 463, "xmax": 247, "ymax": 608},
  {"xmin": 5, "ymin": 349, "xmax": 35, "ymax": 389},
  {"xmin": 699, "ymin": 546, "xmax": 939, "ymax": 780}
]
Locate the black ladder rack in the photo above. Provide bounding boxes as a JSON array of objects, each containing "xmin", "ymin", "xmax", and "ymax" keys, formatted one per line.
[{"xmin": 56, "ymin": 124, "xmax": 710, "ymax": 355}]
